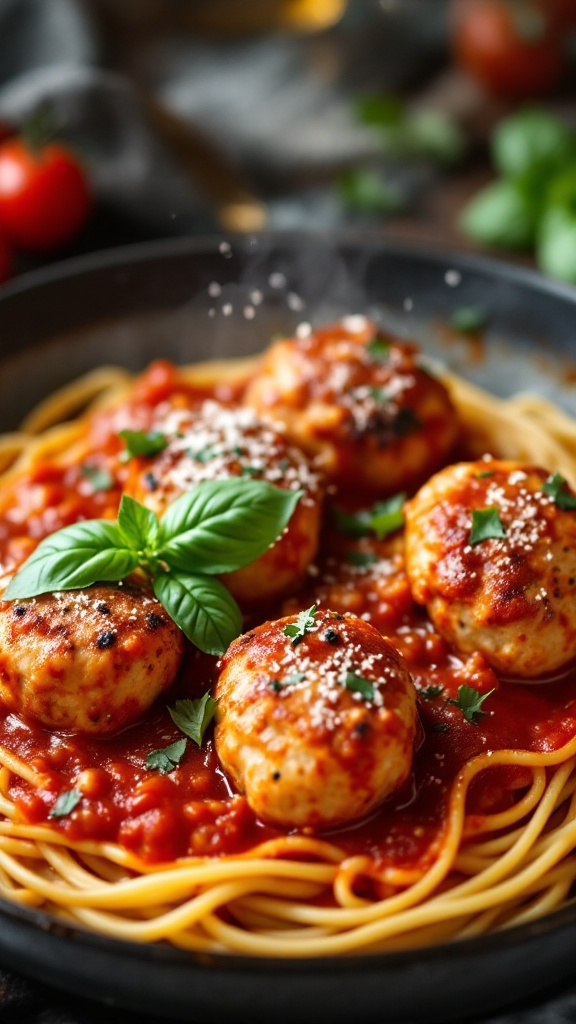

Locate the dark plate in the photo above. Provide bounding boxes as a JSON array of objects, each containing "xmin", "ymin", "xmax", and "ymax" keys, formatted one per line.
[{"xmin": 0, "ymin": 234, "xmax": 575, "ymax": 1024}]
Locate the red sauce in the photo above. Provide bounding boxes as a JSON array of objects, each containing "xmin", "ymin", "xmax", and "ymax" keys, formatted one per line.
[{"xmin": 1, "ymin": 360, "xmax": 575, "ymax": 867}]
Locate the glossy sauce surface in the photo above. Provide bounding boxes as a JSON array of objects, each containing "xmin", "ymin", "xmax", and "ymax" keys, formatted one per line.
[{"xmin": 1, "ymin": 360, "xmax": 575, "ymax": 867}]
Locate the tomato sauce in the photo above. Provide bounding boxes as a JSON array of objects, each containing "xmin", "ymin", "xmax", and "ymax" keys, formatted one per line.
[{"xmin": 1, "ymin": 360, "xmax": 575, "ymax": 867}]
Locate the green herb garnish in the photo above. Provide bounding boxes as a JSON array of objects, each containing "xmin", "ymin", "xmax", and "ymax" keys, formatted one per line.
[
  {"xmin": 283, "ymin": 605, "xmax": 317, "ymax": 645},
  {"xmin": 168, "ymin": 694, "xmax": 218, "ymax": 747},
  {"xmin": 469, "ymin": 508, "xmax": 506, "ymax": 546},
  {"xmin": 269, "ymin": 671, "xmax": 306, "ymax": 692},
  {"xmin": 4, "ymin": 479, "xmax": 301, "ymax": 656},
  {"xmin": 49, "ymin": 788, "xmax": 82, "ymax": 819},
  {"xmin": 420, "ymin": 684, "xmax": 444, "ymax": 700},
  {"xmin": 343, "ymin": 671, "xmax": 375, "ymax": 701},
  {"xmin": 190, "ymin": 446, "xmax": 218, "ymax": 464},
  {"xmin": 334, "ymin": 493, "xmax": 405, "ymax": 542},
  {"xmin": 119, "ymin": 429, "xmax": 168, "ymax": 461},
  {"xmin": 447, "ymin": 685, "xmax": 495, "ymax": 725},
  {"xmin": 146, "ymin": 738, "xmax": 187, "ymax": 774},
  {"xmin": 542, "ymin": 472, "xmax": 576, "ymax": 510},
  {"xmin": 80, "ymin": 464, "xmax": 114, "ymax": 493},
  {"xmin": 366, "ymin": 336, "xmax": 391, "ymax": 362}
]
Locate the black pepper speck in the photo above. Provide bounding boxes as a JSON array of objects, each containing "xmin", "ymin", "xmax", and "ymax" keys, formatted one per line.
[{"xmin": 96, "ymin": 631, "xmax": 117, "ymax": 650}]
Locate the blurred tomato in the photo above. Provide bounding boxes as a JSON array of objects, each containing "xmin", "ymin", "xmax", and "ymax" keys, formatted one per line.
[
  {"xmin": 0, "ymin": 138, "xmax": 91, "ymax": 251},
  {"xmin": 0, "ymin": 236, "xmax": 12, "ymax": 284},
  {"xmin": 451, "ymin": 0, "xmax": 565, "ymax": 97}
]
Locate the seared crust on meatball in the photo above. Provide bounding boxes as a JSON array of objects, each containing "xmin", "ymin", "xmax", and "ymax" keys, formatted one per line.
[
  {"xmin": 214, "ymin": 609, "xmax": 417, "ymax": 829},
  {"xmin": 0, "ymin": 582, "xmax": 183, "ymax": 733},
  {"xmin": 243, "ymin": 317, "xmax": 458, "ymax": 494},
  {"xmin": 404, "ymin": 459, "xmax": 576, "ymax": 678},
  {"xmin": 124, "ymin": 400, "xmax": 322, "ymax": 605}
]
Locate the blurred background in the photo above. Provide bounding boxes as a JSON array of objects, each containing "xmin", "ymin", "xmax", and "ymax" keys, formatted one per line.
[{"xmin": 0, "ymin": 0, "xmax": 575, "ymax": 286}]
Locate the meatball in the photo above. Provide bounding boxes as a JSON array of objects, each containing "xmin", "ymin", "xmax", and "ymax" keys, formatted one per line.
[
  {"xmin": 243, "ymin": 317, "xmax": 458, "ymax": 495},
  {"xmin": 214, "ymin": 609, "xmax": 417, "ymax": 829},
  {"xmin": 124, "ymin": 399, "xmax": 322, "ymax": 605},
  {"xmin": 0, "ymin": 582, "xmax": 183, "ymax": 733},
  {"xmin": 404, "ymin": 459, "xmax": 576, "ymax": 678}
]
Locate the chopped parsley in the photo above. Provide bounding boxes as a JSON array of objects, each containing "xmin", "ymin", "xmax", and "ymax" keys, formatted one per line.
[
  {"xmin": 343, "ymin": 671, "xmax": 375, "ymax": 701},
  {"xmin": 80, "ymin": 464, "xmax": 114, "ymax": 493},
  {"xmin": 446, "ymin": 684, "xmax": 495, "ymax": 724},
  {"xmin": 189, "ymin": 445, "xmax": 218, "ymax": 464},
  {"xmin": 334, "ymin": 493, "xmax": 406, "ymax": 541},
  {"xmin": 241, "ymin": 466, "xmax": 261, "ymax": 478},
  {"xmin": 366, "ymin": 336, "xmax": 391, "ymax": 362},
  {"xmin": 119, "ymin": 429, "xmax": 168, "ymax": 461},
  {"xmin": 168, "ymin": 693, "xmax": 218, "ymax": 747},
  {"xmin": 420, "ymin": 683, "xmax": 444, "ymax": 700},
  {"xmin": 542, "ymin": 472, "xmax": 576, "ymax": 510},
  {"xmin": 269, "ymin": 671, "xmax": 306, "ymax": 692},
  {"xmin": 146, "ymin": 738, "xmax": 187, "ymax": 774},
  {"xmin": 476, "ymin": 469, "xmax": 495, "ymax": 479},
  {"xmin": 283, "ymin": 604, "xmax": 317, "ymax": 645},
  {"xmin": 368, "ymin": 386, "xmax": 392, "ymax": 404},
  {"xmin": 49, "ymin": 788, "xmax": 82, "ymax": 819},
  {"xmin": 469, "ymin": 507, "xmax": 506, "ymax": 545}
]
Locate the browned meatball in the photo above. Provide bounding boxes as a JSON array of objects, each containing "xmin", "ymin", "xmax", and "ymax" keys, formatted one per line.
[
  {"xmin": 214, "ymin": 609, "xmax": 417, "ymax": 829},
  {"xmin": 0, "ymin": 582, "xmax": 183, "ymax": 733},
  {"xmin": 124, "ymin": 400, "xmax": 322, "ymax": 605},
  {"xmin": 243, "ymin": 318, "xmax": 458, "ymax": 494},
  {"xmin": 404, "ymin": 459, "xmax": 576, "ymax": 678}
]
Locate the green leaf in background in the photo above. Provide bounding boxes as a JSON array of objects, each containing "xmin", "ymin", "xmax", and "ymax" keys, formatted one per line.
[
  {"xmin": 4, "ymin": 520, "xmax": 139, "ymax": 600},
  {"xmin": 492, "ymin": 109, "xmax": 576, "ymax": 181},
  {"xmin": 542, "ymin": 472, "xmax": 576, "ymax": 510},
  {"xmin": 49, "ymin": 788, "xmax": 82, "ymax": 818},
  {"xmin": 537, "ymin": 205, "xmax": 576, "ymax": 284},
  {"xmin": 355, "ymin": 93, "xmax": 404, "ymax": 127},
  {"xmin": 339, "ymin": 168, "xmax": 404, "ymax": 215},
  {"xmin": 450, "ymin": 306, "xmax": 488, "ymax": 335},
  {"xmin": 80, "ymin": 464, "xmax": 114, "ymax": 493},
  {"xmin": 168, "ymin": 694, "xmax": 218, "ymax": 748},
  {"xmin": 153, "ymin": 571, "xmax": 242, "ymax": 656},
  {"xmin": 460, "ymin": 179, "xmax": 538, "ymax": 251}
]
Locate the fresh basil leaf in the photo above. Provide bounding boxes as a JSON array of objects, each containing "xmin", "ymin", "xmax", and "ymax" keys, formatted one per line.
[
  {"xmin": 541, "ymin": 472, "xmax": 576, "ymax": 510},
  {"xmin": 492, "ymin": 109, "xmax": 576, "ymax": 181},
  {"xmin": 146, "ymin": 738, "xmax": 187, "ymax": 774},
  {"xmin": 283, "ymin": 604, "xmax": 317, "ymax": 645},
  {"xmin": 447, "ymin": 685, "xmax": 495, "ymax": 725},
  {"xmin": 119, "ymin": 429, "xmax": 168, "ymax": 460},
  {"xmin": 333, "ymin": 493, "xmax": 405, "ymax": 541},
  {"xmin": 49, "ymin": 788, "xmax": 82, "ymax": 818},
  {"xmin": 117, "ymin": 494, "xmax": 160, "ymax": 550},
  {"xmin": 469, "ymin": 508, "xmax": 506, "ymax": 546},
  {"xmin": 4, "ymin": 521, "xmax": 139, "ymax": 600},
  {"xmin": 460, "ymin": 179, "xmax": 538, "ymax": 251},
  {"xmin": 168, "ymin": 694, "xmax": 218, "ymax": 747},
  {"xmin": 80, "ymin": 464, "xmax": 114, "ymax": 493},
  {"xmin": 157, "ymin": 479, "xmax": 301, "ymax": 575},
  {"xmin": 153, "ymin": 571, "xmax": 242, "ymax": 655},
  {"xmin": 343, "ymin": 671, "xmax": 375, "ymax": 701}
]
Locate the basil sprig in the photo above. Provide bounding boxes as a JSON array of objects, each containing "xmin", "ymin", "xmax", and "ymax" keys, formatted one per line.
[{"xmin": 4, "ymin": 479, "xmax": 301, "ymax": 657}]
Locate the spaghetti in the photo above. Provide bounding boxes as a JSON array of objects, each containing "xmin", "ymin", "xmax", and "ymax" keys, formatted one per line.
[{"xmin": 0, "ymin": 326, "xmax": 573, "ymax": 958}]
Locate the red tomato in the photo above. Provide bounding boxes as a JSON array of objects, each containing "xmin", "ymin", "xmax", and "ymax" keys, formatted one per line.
[
  {"xmin": 0, "ymin": 236, "xmax": 11, "ymax": 284},
  {"xmin": 0, "ymin": 139, "xmax": 91, "ymax": 251},
  {"xmin": 451, "ymin": 0, "xmax": 565, "ymax": 97}
]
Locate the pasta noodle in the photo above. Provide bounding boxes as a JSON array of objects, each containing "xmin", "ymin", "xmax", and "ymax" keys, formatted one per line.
[{"xmin": 0, "ymin": 333, "xmax": 574, "ymax": 959}]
